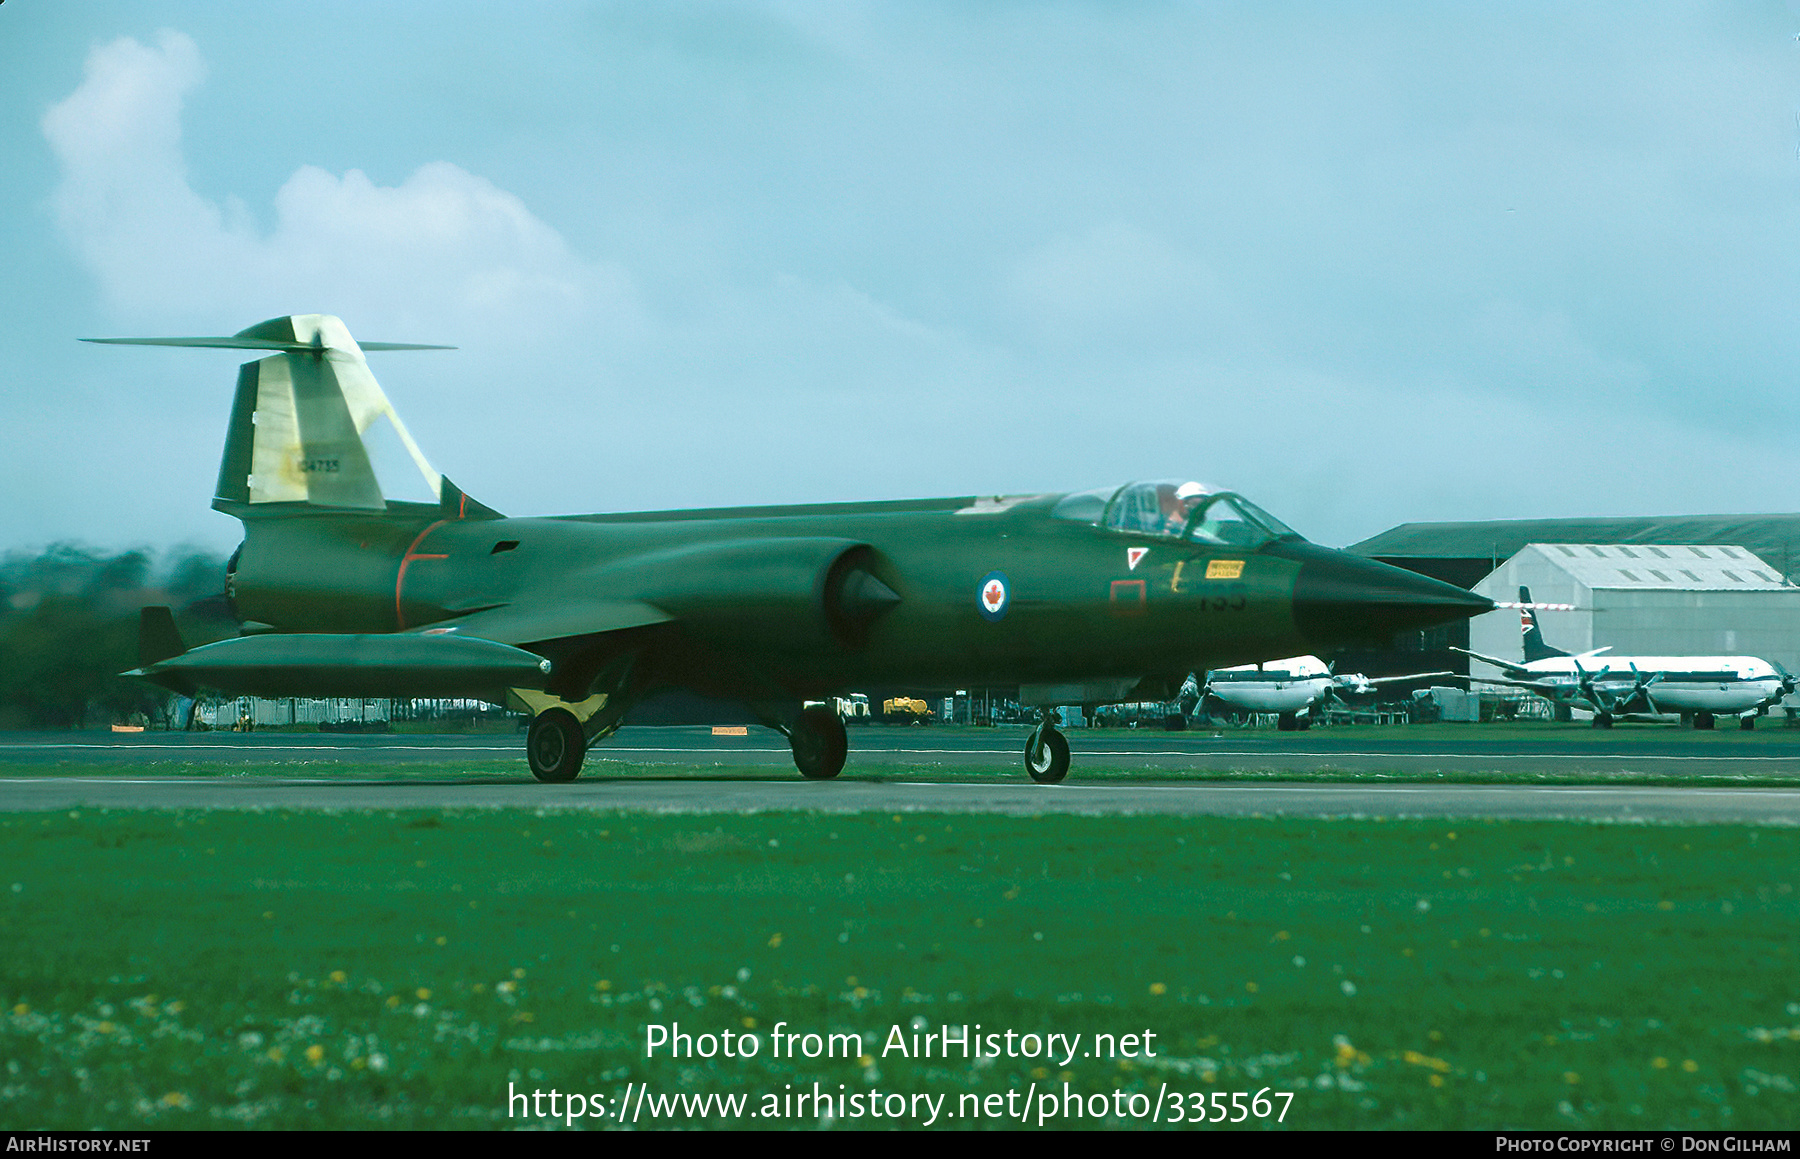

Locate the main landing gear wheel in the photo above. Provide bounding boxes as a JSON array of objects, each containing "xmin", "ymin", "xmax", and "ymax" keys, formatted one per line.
[
  {"xmin": 527, "ymin": 708, "xmax": 586, "ymax": 783},
  {"xmin": 1740, "ymin": 715, "xmax": 1757, "ymax": 732},
  {"xmin": 1591, "ymin": 713, "xmax": 1614, "ymax": 729},
  {"xmin": 1025, "ymin": 727, "xmax": 1070, "ymax": 784},
  {"xmin": 790, "ymin": 704, "xmax": 848, "ymax": 779},
  {"xmin": 1693, "ymin": 711, "xmax": 1716, "ymax": 730}
]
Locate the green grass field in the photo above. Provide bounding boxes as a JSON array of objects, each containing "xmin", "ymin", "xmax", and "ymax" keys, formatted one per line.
[{"xmin": 1, "ymin": 806, "xmax": 1796, "ymax": 1130}]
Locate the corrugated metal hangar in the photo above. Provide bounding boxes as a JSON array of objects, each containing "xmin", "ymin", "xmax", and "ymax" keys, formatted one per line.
[{"xmin": 1340, "ymin": 513, "xmax": 1800, "ymax": 678}]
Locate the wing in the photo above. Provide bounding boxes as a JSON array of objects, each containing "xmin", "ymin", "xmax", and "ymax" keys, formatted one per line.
[
  {"xmin": 1359, "ymin": 670, "xmax": 1455, "ymax": 686},
  {"xmin": 1447, "ymin": 645, "xmax": 1535, "ymax": 676},
  {"xmin": 1443, "ymin": 672, "xmax": 1569, "ymax": 695},
  {"xmin": 414, "ymin": 600, "xmax": 672, "ymax": 646}
]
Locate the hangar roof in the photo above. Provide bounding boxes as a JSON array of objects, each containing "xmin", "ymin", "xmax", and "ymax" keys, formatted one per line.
[
  {"xmin": 1515, "ymin": 543, "xmax": 1790, "ymax": 591},
  {"xmin": 1349, "ymin": 513, "xmax": 1800, "ymax": 572}
]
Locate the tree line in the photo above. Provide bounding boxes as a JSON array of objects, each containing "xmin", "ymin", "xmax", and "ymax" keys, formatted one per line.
[{"xmin": 0, "ymin": 544, "xmax": 232, "ymax": 729}]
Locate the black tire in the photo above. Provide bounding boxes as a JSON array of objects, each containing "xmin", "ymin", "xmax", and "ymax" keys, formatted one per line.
[
  {"xmin": 1025, "ymin": 728, "xmax": 1070, "ymax": 784},
  {"xmin": 1592, "ymin": 713, "xmax": 1613, "ymax": 729},
  {"xmin": 1739, "ymin": 715, "xmax": 1756, "ymax": 732},
  {"xmin": 1276, "ymin": 712, "xmax": 1298, "ymax": 732},
  {"xmin": 1694, "ymin": 711, "xmax": 1715, "ymax": 730},
  {"xmin": 527, "ymin": 708, "xmax": 586, "ymax": 783},
  {"xmin": 791, "ymin": 705, "xmax": 848, "ymax": 779}
]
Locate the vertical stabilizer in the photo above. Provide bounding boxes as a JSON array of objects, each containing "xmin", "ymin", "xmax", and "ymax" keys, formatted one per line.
[
  {"xmin": 211, "ymin": 315, "xmax": 442, "ymax": 511},
  {"xmin": 87, "ymin": 315, "xmax": 502, "ymax": 519},
  {"xmin": 1517, "ymin": 585, "xmax": 1569, "ymax": 661}
]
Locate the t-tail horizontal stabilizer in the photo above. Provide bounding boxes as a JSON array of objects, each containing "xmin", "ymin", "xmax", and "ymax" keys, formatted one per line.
[{"xmin": 85, "ymin": 314, "xmax": 483, "ymax": 517}]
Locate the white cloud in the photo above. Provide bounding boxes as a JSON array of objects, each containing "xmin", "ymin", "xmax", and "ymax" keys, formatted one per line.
[{"xmin": 42, "ymin": 30, "xmax": 635, "ymax": 340}]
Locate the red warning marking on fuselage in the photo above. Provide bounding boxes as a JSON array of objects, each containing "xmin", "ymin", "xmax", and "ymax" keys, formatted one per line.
[
  {"xmin": 1110, "ymin": 578, "xmax": 1147, "ymax": 614},
  {"xmin": 395, "ymin": 519, "xmax": 451, "ymax": 630},
  {"xmin": 1127, "ymin": 547, "xmax": 1149, "ymax": 571}
]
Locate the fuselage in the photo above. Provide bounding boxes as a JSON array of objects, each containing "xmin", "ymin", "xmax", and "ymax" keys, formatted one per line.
[
  {"xmin": 1204, "ymin": 655, "xmax": 1334, "ymax": 714},
  {"xmin": 229, "ymin": 488, "xmax": 1488, "ymax": 706},
  {"xmin": 1508, "ymin": 655, "xmax": 1783, "ymax": 715}
]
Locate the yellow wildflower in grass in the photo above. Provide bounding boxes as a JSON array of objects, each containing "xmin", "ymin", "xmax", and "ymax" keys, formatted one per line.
[
  {"xmin": 435, "ymin": 936, "xmax": 447, "ymax": 946},
  {"xmin": 11, "ymin": 1004, "xmax": 26, "ymax": 1016},
  {"xmin": 266, "ymin": 1047, "xmax": 284, "ymax": 1062},
  {"xmin": 1429, "ymin": 1074, "xmax": 1444, "ymax": 1088},
  {"xmin": 415, "ymin": 988, "xmax": 431, "ymax": 1001},
  {"xmin": 512, "ymin": 967, "xmax": 527, "ymax": 979},
  {"xmin": 166, "ymin": 1001, "xmax": 182, "ymax": 1015},
  {"xmin": 1245, "ymin": 982, "xmax": 1259, "ymax": 993},
  {"xmin": 1681, "ymin": 1059, "xmax": 1698, "ymax": 1073},
  {"xmin": 1652, "ymin": 1057, "xmax": 1669, "ymax": 1069},
  {"xmin": 1149, "ymin": 982, "xmax": 1167, "ymax": 996},
  {"xmin": 305, "ymin": 1044, "xmax": 325, "ymax": 1064},
  {"xmin": 263, "ymin": 911, "xmax": 274, "ymax": 920},
  {"xmin": 742, "ymin": 1017, "xmax": 757, "ymax": 1029},
  {"xmin": 160, "ymin": 1092, "xmax": 189, "ymax": 1109},
  {"xmin": 1031, "ymin": 1067, "xmax": 1048, "ymax": 1080},
  {"xmin": 1563, "ymin": 1071, "xmax": 1580, "ymax": 1085},
  {"xmin": 97, "ymin": 1021, "xmax": 114, "ymax": 1034},
  {"xmin": 385, "ymin": 995, "xmax": 400, "ymax": 1008},
  {"xmin": 595, "ymin": 980, "xmax": 611, "ymax": 991},
  {"xmin": 1402, "ymin": 1050, "xmax": 1450, "ymax": 1073},
  {"xmin": 329, "ymin": 970, "xmax": 347, "ymax": 984},
  {"xmin": 1658, "ymin": 900, "xmax": 1674, "ymax": 911},
  {"xmin": 768, "ymin": 933, "xmax": 783, "ymax": 948}
]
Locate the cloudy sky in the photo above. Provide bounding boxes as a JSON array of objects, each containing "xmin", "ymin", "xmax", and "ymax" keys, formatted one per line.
[{"xmin": 3, "ymin": 2, "xmax": 1799, "ymax": 557}]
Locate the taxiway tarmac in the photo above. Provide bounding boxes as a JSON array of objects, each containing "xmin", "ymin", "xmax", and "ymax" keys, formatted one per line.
[{"xmin": 1, "ymin": 727, "xmax": 1798, "ymax": 823}]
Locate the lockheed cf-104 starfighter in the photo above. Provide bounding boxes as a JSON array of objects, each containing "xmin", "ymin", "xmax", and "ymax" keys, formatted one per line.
[{"xmin": 98, "ymin": 315, "xmax": 1494, "ymax": 783}]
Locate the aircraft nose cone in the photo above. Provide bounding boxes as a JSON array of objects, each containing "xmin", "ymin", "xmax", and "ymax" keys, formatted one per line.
[{"xmin": 1276, "ymin": 542, "xmax": 1494, "ymax": 649}]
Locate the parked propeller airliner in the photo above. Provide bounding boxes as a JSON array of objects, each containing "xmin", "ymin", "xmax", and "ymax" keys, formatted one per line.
[
  {"xmin": 1455, "ymin": 588, "xmax": 1794, "ymax": 729},
  {"xmin": 1194, "ymin": 655, "xmax": 1452, "ymax": 730}
]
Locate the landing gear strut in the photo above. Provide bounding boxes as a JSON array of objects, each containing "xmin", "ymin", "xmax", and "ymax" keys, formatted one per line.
[
  {"xmin": 527, "ymin": 708, "xmax": 586, "ymax": 783},
  {"xmin": 1693, "ymin": 711, "xmax": 1715, "ymax": 730},
  {"xmin": 789, "ymin": 704, "xmax": 848, "ymax": 779},
  {"xmin": 1024, "ymin": 712, "xmax": 1070, "ymax": 784}
]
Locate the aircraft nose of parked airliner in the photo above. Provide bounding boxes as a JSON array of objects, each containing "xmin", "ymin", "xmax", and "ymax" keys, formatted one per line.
[{"xmin": 1272, "ymin": 541, "xmax": 1495, "ymax": 648}]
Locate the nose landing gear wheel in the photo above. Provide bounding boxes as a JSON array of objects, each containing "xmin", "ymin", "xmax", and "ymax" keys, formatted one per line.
[
  {"xmin": 790, "ymin": 704, "xmax": 848, "ymax": 779},
  {"xmin": 1025, "ymin": 727, "xmax": 1070, "ymax": 784},
  {"xmin": 527, "ymin": 707, "xmax": 586, "ymax": 783}
]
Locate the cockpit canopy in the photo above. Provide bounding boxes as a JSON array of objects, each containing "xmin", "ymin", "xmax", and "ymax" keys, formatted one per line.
[{"xmin": 1050, "ymin": 480, "xmax": 1301, "ymax": 549}]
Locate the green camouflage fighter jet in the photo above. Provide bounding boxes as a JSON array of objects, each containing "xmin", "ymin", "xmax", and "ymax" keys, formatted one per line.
[{"xmin": 97, "ymin": 315, "xmax": 1492, "ymax": 784}]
